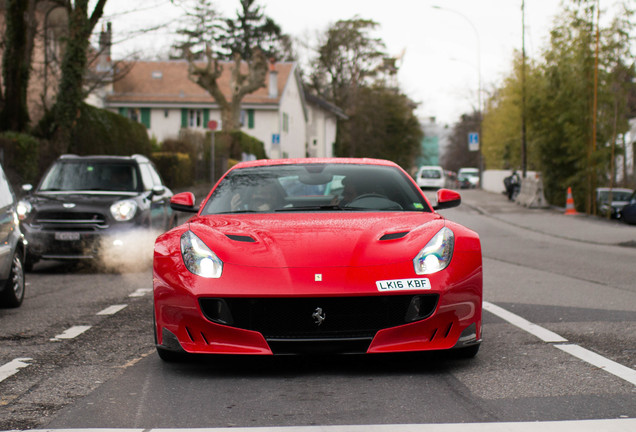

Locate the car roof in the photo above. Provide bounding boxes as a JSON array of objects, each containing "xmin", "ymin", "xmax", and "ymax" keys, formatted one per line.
[
  {"xmin": 230, "ymin": 158, "xmax": 401, "ymax": 170},
  {"xmin": 58, "ymin": 154, "xmax": 150, "ymax": 164},
  {"xmin": 596, "ymin": 187, "xmax": 633, "ymax": 193}
]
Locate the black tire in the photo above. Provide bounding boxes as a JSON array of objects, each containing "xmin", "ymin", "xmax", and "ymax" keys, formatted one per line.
[
  {"xmin": 156, "ymin": 346, "xmax": 187, "ymax": 362},
  {"xmin": 0, "ymin": 252, "xmax": 25, "ymax": 308},
  {"xmin": 453, "ymin": 344, "xmax": 480, "ymax": 359},
  {"xmin": 24, "ymin": 253, "xmax": 38, "ymax": 272}
]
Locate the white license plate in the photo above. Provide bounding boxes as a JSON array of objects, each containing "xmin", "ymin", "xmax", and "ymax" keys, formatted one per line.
[
  {"xmin": 376, "ymin": 278, "xmax": 431, "ymax": 291},
  {"xmin": 55, "ymin": 232, "xmax": 80, "ymax": 241}
]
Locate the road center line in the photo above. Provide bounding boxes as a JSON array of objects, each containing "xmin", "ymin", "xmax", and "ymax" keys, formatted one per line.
[
  {"xmin": 129, "ymin": 288, "xmax": 152, "ymax": 297},
  {"xmin": 97, "ymin": 304, "xmax": 128, "ymax": 315},
  {"xmin": 0, "ymin": 358, "xmax": 32, "ymax": 383},
  {"xmin": 50, "ymin": 325, "xmax": 91, "ymax": 342},
  {"xmin": 483, "ymin": 301, "xmax": 636, "ymax": 386},
  {"xmin": 483, "ymin": 301, "xmax": 567, "ymax": 342},
  {"xmin": 555, "ymin": 344, "xmax": 636, "ymax": 386}
]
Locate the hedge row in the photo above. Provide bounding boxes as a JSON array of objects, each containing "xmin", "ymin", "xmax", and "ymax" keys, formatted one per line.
[{"xmin": 1, "ymin": 105, "xmax": 266, "ymax": 192}]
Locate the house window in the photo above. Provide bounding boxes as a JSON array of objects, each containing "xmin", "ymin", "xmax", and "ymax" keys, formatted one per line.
[
  {"xmin": 282, "ymin": 113, "xmax": 289, "ymax": 133},
  {"xmin": 248, "ymin": 109, "xmax": 255, "ymax": 129},
  {"xmin": 188, "ymin": 109, "xmax": 203, "ymax": 128}
]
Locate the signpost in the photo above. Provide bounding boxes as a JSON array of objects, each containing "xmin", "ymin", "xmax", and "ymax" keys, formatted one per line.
[
  {"xmin": 468, "ymin": 132, "xmax": 479, "ymax": 152},
  {"xmin": 208, "ymin": 120, "xmax": 218, "ymax": 184}
]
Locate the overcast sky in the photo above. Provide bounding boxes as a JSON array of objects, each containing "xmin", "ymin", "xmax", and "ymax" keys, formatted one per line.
[{"xmin": 99, "ymin": 0, "xmax": 629, "ymax": 125}]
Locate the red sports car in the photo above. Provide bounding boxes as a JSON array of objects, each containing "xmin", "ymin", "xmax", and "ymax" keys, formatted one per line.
[{"xmin": 153, "ymin": 158, "xmax": 482, "ymax": 361}]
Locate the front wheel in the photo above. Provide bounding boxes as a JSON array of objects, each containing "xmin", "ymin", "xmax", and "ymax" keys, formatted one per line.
[
  {"xmin": 0, "ymin": 252, "xmax": 25, "ymax": 308},
  {"xmin": 453, "ymin": 344, "xmax": 480, "ymax": 359}
]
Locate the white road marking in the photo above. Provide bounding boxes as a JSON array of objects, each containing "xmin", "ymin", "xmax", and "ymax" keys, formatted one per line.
[
  {"xmin": 50, "ymin": 325, "xmax": 92, "ymax": 342},
  {"xmin": 555, "ymin": 344, "xmax": 636, "ymax": 386},
  {"xmin": 129, "ymin": 288, "xmax": 152, "ymax": 297},
  {"xmin": 97, "ymin": 304, "xmax": 128, "ymax": 315},
  {"xmin": 10, "ymin": 419, "xmax": 636, "ymax": 431},
  {"xmin": 0, "ymin": 357, "xmax": 31, "ymax": 383},
  {"xmin": 484, "ymin": 301, "xmax": 636, "ymax": 386},
  {"xmin": 483, "ymin": 301, "xmax": 567, "ymax": 343}
]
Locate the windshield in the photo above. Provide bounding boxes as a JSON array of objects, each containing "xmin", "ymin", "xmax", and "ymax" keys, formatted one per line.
[
  {"xmin": 201, "ymin": 163, "xmax": 431, "ymax": 215},
  {"xmin": 597, "ymin": 190, "xmax": 633, "ymax": 202},
  {"xmin": 39, "ymin": 161, "xmax": 139, "ymax": 192},
  {"xmin": 419, "ymin": 169, "xmax": 442, "ymax": 179}
]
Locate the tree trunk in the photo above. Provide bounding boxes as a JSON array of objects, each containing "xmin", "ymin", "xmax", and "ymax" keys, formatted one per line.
[
  {"xmin": 0, "ymin": 0, "xmax": 37, "ymax": 132},
  {"xmin": 48, "ymin": 0, "xmax": 106, "ymax": 154}
]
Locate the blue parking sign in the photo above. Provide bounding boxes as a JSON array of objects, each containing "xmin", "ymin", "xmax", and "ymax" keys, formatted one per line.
[
  {"xmin": 272, "ymin": 134, "xmax": 280, "ymax": 144},
  {"xmin": 468, "ymin": 132, "xmax": 479, "ymax": 151}
]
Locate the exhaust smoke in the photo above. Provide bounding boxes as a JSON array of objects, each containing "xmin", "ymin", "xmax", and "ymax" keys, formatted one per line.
[{"xmin": 96, "ymin": 229, "xmax": 162, "ymax": 273}]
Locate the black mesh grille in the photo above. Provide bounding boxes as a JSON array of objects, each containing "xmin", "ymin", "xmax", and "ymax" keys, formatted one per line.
[
  {"xmin": 199, "ymin": 295, "xmax": 439, "ymax": 340},
  {"xmin": 34, "ymin": 211, "xmax": 107, "ymax": 230}
]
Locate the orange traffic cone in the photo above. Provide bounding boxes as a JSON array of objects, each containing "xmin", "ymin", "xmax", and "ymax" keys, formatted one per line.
[{"xmin": 564, "ymin": 187, "xmax": 577, "ymax": 215}]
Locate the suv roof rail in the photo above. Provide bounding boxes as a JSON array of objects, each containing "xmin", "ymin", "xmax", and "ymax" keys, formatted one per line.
[{"xmin": 132, "ymin": 154, "xmax": 150, "ymax": 163}]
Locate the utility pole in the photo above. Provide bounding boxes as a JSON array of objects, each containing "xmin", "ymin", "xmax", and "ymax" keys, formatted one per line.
[{"xmin": 521, "ymin": 0, "xmax": 527, "ymax": 179}]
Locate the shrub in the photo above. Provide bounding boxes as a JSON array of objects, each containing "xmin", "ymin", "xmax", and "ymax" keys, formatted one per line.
[
  {"xmin": 0, "ymin": 132, "xmax": 40, "ymax": 188},
  {"xmin": 150, "ymin": 152, "xmax": 193, "ymax": 189},
  {"xmin": 69, "ymin": 104, "xmax": 152, "ymax": 156}
]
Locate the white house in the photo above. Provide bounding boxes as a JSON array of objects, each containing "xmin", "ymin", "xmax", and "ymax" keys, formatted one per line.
[{"xmin": 93, "ymin": 57, "xmax": 345, "ymax": 160}]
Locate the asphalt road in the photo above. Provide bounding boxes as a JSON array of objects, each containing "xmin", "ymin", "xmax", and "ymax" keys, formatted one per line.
[{"xmin": 1, "ymin": 195, "xmax": 635, "ymax": 430}]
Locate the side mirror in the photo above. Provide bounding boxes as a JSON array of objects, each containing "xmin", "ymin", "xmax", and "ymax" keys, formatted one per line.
[
  {"xmin": 151, "ymin": 185, "xmax": 166, "ymax": 196},
  {"xmin": 433, "ymin": 188, "xmax": 461, "ymax": 210},
  {"xmin": 170, "ymin": 192, "xmax": 199, "ymax": 213}
]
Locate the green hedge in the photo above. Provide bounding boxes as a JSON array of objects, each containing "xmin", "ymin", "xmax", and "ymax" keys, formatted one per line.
[
  {"xmin": 0, "ymin": 131, "xmax": 40, "ymax": 187},
  {"xmin": 150, "ymin": 152, "xmax": 193, "ymax": 189},
  {"xmin": 69, "ymin": 104, "xmax": 152, "ymax": 156}
]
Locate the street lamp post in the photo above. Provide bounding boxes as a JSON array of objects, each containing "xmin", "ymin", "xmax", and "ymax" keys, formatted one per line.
[{"xmin": 432, "ymin": 5, "xmax": 483, "ymax": 185}]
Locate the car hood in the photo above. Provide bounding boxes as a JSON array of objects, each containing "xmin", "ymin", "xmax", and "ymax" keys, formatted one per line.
[{"xmin": 186, "ymin": 212, "xmax": 446, "ymax": 268}]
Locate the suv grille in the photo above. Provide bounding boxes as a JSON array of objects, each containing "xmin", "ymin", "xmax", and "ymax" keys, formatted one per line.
[{"xmin": 33, "ymin": 211, "xmax": 108, "ymax": 231}]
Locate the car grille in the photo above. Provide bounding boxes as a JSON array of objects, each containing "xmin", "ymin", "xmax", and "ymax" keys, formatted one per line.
[
  {"xmin": 32, "ymin": 211, "xmax": 108, "ymax": 231},
  {"xmin": 199, "ymin": 295, "xmax": 439, "ymax": 341}
]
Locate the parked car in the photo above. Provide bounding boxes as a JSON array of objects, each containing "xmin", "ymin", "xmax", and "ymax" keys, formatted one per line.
[
  {"xmin": 0, "ymin": 163, "xmax": 27, "ymax": 307},
  {"xmin": 595, "ymin": 187, "xmax": 633, "ymax": 219},
  {"xmin": 153, "ymin": 158, "xmax": 483, "ymax": 361},
  {"xmin": 457, "ymin": 167, "xmax": 479, "ymax": 189},
  {"xmin": 17, "ymin": 154, "xmax": 175, "ymax": 270},
  {"xmin": 415, "ymin": 165, "xmax": 446, "ymax": 190},
  {"xmin": 619, "ymin": 190, "xmax": 636, "ymax": 225}
]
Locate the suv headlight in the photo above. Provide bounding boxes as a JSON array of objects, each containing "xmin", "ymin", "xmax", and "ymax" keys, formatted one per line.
[
  {"xmin": 110, "ymin": 199, "xmax": 138, "ymax": 221},
  {"xmin": 17, "ymin": 200, "xmax": 32, "ymax": 221},
  {"xmin": 181, "ymin": 230, "xmax": 223, "ymax": 278},
  {"xmin": 413, "ymin": 227, "xmax": 454, "ymax": 275}
]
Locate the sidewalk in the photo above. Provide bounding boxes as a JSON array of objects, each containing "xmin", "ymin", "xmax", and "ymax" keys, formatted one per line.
[{"xmin": 458, "ymin": 188, "xmax": 636, "ymax": 247}]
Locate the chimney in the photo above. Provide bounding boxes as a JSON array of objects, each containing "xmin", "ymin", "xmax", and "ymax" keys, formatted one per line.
[
  {"xmin": 268, "ymin": 58, "xmax": 278, "ymax": 98},
  {"xmin": 97, "ymin": 22, "xmax": 112, "ymax": 72}
]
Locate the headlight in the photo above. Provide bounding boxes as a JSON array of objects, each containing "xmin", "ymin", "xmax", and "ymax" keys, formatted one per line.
[
  {"xmin": 413, "ymin": 227, "xmax": 454, "ymax": 275},
  {"xmin": 181, "ymin": 230, "xmax": 223, "ymax": 278},
  {"xmin": 110, "ymin": 199, "xmax": 138, "ymax": 221},
  {"xmin": 16, "ymin": 200, "xmax": 32, "ymax": 221}
]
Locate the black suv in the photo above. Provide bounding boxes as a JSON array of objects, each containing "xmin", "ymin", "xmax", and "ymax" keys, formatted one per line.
[
  {"xmin": 18, "ymin": 154, "xmax": 174, "ymax": 270},
  {"xmin": 0, "ymin": 162, "xmax": 27, "ymax": 307}
]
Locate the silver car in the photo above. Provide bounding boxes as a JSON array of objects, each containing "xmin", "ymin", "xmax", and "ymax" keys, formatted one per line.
[{"xmin": 0, "ymin": 163, "xmax": 27, "ymax": 307}]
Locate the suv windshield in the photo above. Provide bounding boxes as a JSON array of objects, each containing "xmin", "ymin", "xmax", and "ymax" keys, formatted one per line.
[
  {"xmin": 39, "ymin": 161, "xmax": 139, "ymax": 192},
  {"xmin": 201, "ymin": 163, "xmax": 431, "ymax": 215}
]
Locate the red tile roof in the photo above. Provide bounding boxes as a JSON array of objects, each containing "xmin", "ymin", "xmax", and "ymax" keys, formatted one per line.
[{"xmin": 107, "ymin": 60, "xmax": 294, "ymax": 105}]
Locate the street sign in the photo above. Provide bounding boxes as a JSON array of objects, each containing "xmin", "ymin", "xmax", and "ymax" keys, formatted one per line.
[
  {"xmin": 272, "ymin": 133, "xmax": 280, "ymax": 144},
  {"xmin": 468, "ymin": 132, "xmax": 479, "ymax": 151},
  {"xmin": 207, "ymin": 120, "xmax": 218, "ymax": 130}
]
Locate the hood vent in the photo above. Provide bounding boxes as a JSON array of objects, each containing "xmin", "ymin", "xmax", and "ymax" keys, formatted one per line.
[
  {"xmin": 226, "ymin": 234, "xmax": 256, "ymax": 243},
  {"xmin": 379, "ymin": 231, "xmax": 409, "ymax": 241}
]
